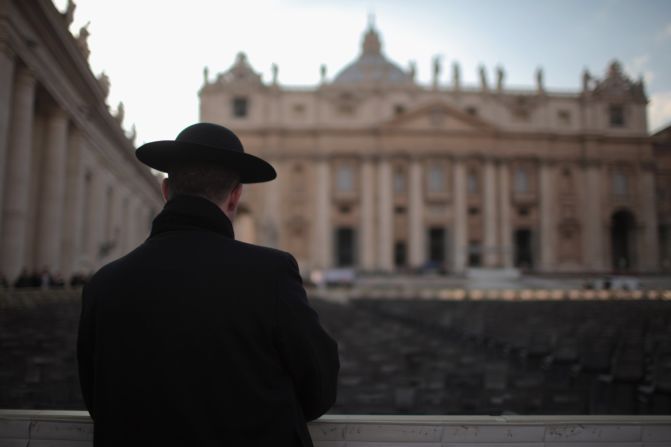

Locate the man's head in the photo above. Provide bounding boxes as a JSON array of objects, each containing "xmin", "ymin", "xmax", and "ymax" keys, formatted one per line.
[
  {"xmin": 161, "ymin": 163, "xmax": 242, "ymax": 220},
  {"xmin": 136, "ymin": 122, "xmax": 276, "ymax": 220}
]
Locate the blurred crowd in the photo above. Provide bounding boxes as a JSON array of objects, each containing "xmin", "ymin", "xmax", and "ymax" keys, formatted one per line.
[{"xmin": 0, "ymin": 269, "xmax": 91, "ymax": 290}]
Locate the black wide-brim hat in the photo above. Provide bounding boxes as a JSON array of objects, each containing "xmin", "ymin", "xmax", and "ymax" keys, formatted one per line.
[{"xmin": 136, "ymin": 122, "xmax": 276, "ymax": 183}]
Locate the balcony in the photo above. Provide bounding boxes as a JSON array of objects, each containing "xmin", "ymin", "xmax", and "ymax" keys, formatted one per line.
[{"xmin": 1, "ymin": 410, "xmax": 670, "ymax": 445}]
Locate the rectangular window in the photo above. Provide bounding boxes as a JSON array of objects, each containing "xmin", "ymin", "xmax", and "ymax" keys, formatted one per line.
[
  {"xmin": 394, "ymin": 168, "xmax": 407, "ymax": 194},
  {"xmin": 558, "ymin": 109, "xmax": 571, "ymax": 125},
  {"xmin": 467, "ymin": 170, "xmax": 479, "ymax": 194},
  {"xmin": 514, "ymin": 167, "xmax": 529, "ymax": 193},
  {"xmin": 609, "ymin": 104, "xmax": 625, "ymax": 127},
  {"xmin": 427, "ymin": 164, "xmax": 445, "ymax": 193},
  {"xmin": 232, "ymin": 96, "xmax": 248, "ymax": 118},
  {"xmin": 613, "ymin": 171, "xmax": 628, "ymax": 196},
  {"xmin": 336, "ymin": 165, "xmax": 354, "ymax": 192}
]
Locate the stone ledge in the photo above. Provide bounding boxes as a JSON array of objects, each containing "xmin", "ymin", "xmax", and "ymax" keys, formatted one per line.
[{"xmin": 1, "ymin": 411, "xmax": 670, "ymax": 445}]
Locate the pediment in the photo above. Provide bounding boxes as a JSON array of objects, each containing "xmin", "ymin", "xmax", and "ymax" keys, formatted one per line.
[{"xmin": 381, "ymin": 101, "xmax": 497, "ymax": 132}]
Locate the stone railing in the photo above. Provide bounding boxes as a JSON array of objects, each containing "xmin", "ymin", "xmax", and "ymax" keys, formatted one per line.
[{"xmin": 1, "ymin": 410, "xmax": 670, "ymax": 445}]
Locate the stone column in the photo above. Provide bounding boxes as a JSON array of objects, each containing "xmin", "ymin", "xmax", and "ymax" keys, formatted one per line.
[
  {"xmin": 35, "ymin": 106, "xmax": 69, "ymax": 272},
  {"xmin": 498, "ymin": 162, "xmax": 513, "ymax": 268},
  {"xmin": 639, "ymin": 165, "xmax": 659, "ymax": 272},
  {"xmin": 377, "ymin": 158, "xmax": 393, "ymax": 271},
  {"xmin": 263, "ymin": 158, "xmax": 282, "ymax": 248},
  {"xmin": 583, "ymin": 162, "xmax": 605, "ymax": 271},
  {"xmin": 312, "ymin": 157, "xmax": 331, "ymax": 269},
  {"xmin": 408, "ymin": 158, "xmax": 425, "ymax": 268},
  {"xmin": 360, "ymin": 156, "xmax": 375, "ymax": 270},
  {"xmin": 61, "ymin": 130, "xmax": 85, "ymax": 279},
  {"xmin": 124, "ymin": 195, "xmax": 138, "ymax": 250},
  {"xmin": 120, "ymin": 193, "xmax": 131, "ymax": 254},
  {"xmin": 0, "ymin": 67, "xmax": 36, "ymax": 280},
  {"xmin": 0, "ymin": 44, "xmax": 15, "ymax": 240},
  {"xmin": 84, "ymin": 168, "xmax": 106, "ymax": 269},
  {"xmin": 539, "ymin": 161, "xmax": 557, "ymax": 271},
  {"xmin": 483, "ymin": 159, "xmax": 498, "ymax": 267},
  {"xmin": 452, "ymin": 158, "xmax": 467, "ymax": 273}
]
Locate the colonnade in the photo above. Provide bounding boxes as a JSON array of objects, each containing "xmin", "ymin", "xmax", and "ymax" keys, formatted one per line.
[
  {"xmin": 306, "ymin": 155, "xmax": 659, "ymax": 273},
  {"xmin": 0, "ymin": 62, "xmax": 160, "ymax": 283}
]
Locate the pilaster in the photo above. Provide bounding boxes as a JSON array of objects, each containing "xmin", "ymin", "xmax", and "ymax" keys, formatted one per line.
[
  {"xmin": 583, "ymin": 161, "xmax": 606, "ymax": 271},
  {"xmin": 452, "ymin": 158, "xmax": 467, "ymax": 273},
  {"xmin": 377, "ymin": 158, "xmax": 393, "ymax": 271},
  {"xmin": 539, "ymin": 161, "xmax": 557, "ymax": 271},
  {"xmin": 360, "ymin": 156, "xmax": 375, "ymax": 270},
  {"xmin": 313, "ymin": 157, "xmax": 331, "ymax": 269},
  {"xmin": 498, "ymin": 162, "xmax": 513, "ymax": 268},
  {"xmin": 639, "ymin": 166, "xmax": 659, "ymax": 272},
  {"xmin": 408, "ymin": 158, "xmax": 424, "ymax": 268},
  {"xmin": 483, "ymin": 160, "xmax": 498, "ymax": 267}
]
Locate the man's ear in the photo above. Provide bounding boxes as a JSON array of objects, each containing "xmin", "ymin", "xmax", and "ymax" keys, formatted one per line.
[
  {"xmin": 161, "ymin": 177, "xmax": 170, "ymax": 202},
  {"xmin": 227, "ymin": 183, "xmax": 243, "ymax": 214}
]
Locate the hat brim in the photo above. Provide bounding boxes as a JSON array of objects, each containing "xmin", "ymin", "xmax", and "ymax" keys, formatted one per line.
[{"xmin": 136, "ymin": 141, "xmax": 276, "ymax": 183}]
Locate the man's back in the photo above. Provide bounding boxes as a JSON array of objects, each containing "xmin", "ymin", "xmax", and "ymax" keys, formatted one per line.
[{"xmin": 78, "ymin": 195, "xmax": 339, "ymax": 446}]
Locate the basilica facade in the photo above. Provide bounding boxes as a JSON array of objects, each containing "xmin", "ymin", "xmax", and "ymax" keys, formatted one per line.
[
  {"xmin": 201, "ymin": 24, "xmax": 664, "ymax": 274},
  {"xmin": 0, "ymin": 0, "xmax": 162, "ymax": 282}
]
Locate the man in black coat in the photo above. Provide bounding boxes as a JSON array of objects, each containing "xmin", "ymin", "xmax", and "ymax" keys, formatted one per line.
[{"xmin": 77, "ymin": 123, "xmax": 339, "ymax": 446}]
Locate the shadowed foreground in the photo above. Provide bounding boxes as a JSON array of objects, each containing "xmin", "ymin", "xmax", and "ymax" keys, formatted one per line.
[{"xmin": 1, "ymin": 289, "xmax": 670, "ymax": 415}]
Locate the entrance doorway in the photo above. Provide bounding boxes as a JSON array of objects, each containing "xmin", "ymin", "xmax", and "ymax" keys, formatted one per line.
[
  {"xmin": 611, "ymin": 210, "xmax": 636, "ymax": 271},
  {"xmin": 514, "ymin": 229, "xmax": 534, "ymax": 269},
  {"xmin": 335, "ymin": 227, "xmax": 356, "ymax": 267},
  {"xmin": 394, "ymin": 241, "xmax": 407, "ymax": 268},
  {"xmin": 427, "ymin": 227, "xmax": 446, "ymax": 266}
]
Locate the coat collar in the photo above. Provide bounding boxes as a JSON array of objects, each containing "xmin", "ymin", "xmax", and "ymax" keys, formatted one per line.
[{"xmin": 150, "ymin": 194, "xmax": 235, "ymax": 239}]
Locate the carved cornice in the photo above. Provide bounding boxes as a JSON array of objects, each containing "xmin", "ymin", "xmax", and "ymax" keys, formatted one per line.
[
  {"xmin": 0, "ymin": 18, "xmax": 15, "ymax": 59},
  {"xmin": 639, "ymin": 160, "xmax": 656, "ymax": 172}
]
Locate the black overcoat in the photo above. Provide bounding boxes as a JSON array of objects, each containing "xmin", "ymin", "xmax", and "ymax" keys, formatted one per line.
[{"xmin": 77, "ymin": 194, "xmax": 339, "ymax": 446}]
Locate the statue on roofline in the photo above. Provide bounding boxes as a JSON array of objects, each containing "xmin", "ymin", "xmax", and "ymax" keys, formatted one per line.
[
  {"xmin": 479, "ymin": 65, "xmax": 488, "ymax": 91},
  {"xmin": 76, "ymin": 21, "xmax": 90, "ymax": 60},
  {"xmin": 496, "ymin": 65, "xmax": 505, "ymax": 92},
  {"xmin": 64, "ymin": 0, "xmax": 76, "ymax": 26},
  {"xmin": 536, "ymin": 67, "xmax": 545, "ymax": 93},
  {"xmin": 452, "ymin": 62, "xmax": 461, "ymax": 91},
  {"xmin": 97, "ymin": 71, "xmax": 110, "ymax": 100}
]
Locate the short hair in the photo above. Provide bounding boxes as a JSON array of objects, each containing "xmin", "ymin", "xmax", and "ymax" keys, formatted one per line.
[{"xmin": 166, "ymin": 163, "xmax": 240, "ymax": 204}]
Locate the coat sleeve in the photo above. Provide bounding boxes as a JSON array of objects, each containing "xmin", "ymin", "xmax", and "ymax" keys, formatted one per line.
[
  {"xmin": 275, "ymin": 253, "xmax": 340, "ymax": 421},
  {"xmin": 77, "ymin": 284, "xmax": 96, "ymax": 419}
]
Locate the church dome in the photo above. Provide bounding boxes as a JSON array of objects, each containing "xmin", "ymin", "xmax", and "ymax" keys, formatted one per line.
[{"xmin": 333, "ymin": 25, "xmax": 412, "ymax": 86}]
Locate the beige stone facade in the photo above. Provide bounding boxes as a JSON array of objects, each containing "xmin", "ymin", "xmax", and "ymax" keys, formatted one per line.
[
  {"xmin": 202, "ymin": 25, "xmax": 661, "ymax": 274},
  {"xmin": 0, "ymin": 0, "xmax": 161, "ymax": 282}
]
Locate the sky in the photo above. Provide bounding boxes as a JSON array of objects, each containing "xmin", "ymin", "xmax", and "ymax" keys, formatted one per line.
[{"xmin": 52, "ymin": 0, "xmax": 671, "ymax": 146}]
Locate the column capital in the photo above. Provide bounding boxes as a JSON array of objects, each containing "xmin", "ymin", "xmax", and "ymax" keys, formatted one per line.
[
  {"xmin": 0, "ymin": 20, "xmax": 14, "ymax": 59},
  {"xmin": 639, "ymin": 160, "xmax": 656, "ymax": 172},
  {"xmin": 46, "ymin": 103, "xmax": 69, "ymax": 120},
  {"xmin": 540, "ymin": 158, "xmax": 560, "ymax": 167},
  {"xmin": 14, "ymin": 66, "xmax": 36, "ymax": 88},
  {"xmin": 580, "ymin": 158, "xmax": 602, "ymax": 169}
]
